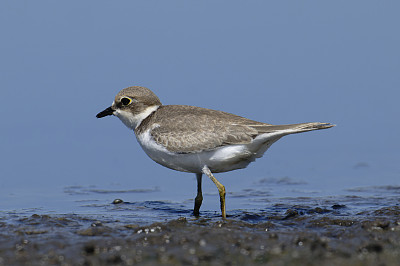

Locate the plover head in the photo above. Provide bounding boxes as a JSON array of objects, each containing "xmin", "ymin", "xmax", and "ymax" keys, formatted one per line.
[{"xmin": 96, "ymin": 86, "xmax": 162, "ymax": 130}]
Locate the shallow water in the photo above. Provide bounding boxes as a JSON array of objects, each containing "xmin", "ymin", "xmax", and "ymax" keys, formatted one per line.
[{"xmin": 2, "ymin": 175, "xmax": 399, "ymax": 225}]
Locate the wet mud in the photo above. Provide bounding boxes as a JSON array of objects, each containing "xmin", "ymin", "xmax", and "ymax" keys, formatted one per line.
[{"xmin": 1, "ymin": 205, "xmax": 400, "ymax": 265}]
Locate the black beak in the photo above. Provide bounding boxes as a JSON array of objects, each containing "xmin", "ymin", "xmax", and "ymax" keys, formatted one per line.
[{"xmin": 96, "ymin": 107, "xmax": 114, "ymax": 118}]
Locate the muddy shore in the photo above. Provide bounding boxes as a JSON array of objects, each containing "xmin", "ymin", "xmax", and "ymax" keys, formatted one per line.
[{"xmin": 1, "ymin": 204, "xmax": 400, "ymax": 266}]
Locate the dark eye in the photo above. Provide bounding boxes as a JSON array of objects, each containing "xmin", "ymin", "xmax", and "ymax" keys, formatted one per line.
[{"xmin": 121, "ymin": 97, "xmax": 132, "ymax": 106}]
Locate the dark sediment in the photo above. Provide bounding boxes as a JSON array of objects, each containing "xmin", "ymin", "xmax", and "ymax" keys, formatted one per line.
[{"xmin": 1, "ymin": 206, "xmax": 400, "ymax": 265}]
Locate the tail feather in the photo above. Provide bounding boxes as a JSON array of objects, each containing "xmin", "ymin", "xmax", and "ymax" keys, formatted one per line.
[
  {"xmin": 249, "ymin": 122, "xmax": 334, "ymax": 159},
  {"xmin": 292, "ymin": 122, "xmax": 335, "ymax": 131},
  {"xmin": 254, "ymin": 122, "xmax": 335, "ymax": 135}
]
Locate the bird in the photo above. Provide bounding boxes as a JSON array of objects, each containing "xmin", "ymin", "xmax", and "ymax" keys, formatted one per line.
[{"xmin": 96, "ymin": 86, "xmax": 334, "ymax": 218}]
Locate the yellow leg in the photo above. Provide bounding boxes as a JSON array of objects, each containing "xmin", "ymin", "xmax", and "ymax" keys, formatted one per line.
[
  {"xmin": 202, "ymin": 166, "xmax": 226, "ymax": 219},
  {"xmin": 193, "ymin": 173, "xmax": 203, "ymax": 216}
]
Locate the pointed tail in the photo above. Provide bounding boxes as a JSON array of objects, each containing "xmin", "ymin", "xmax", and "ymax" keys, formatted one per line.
[{"xmin": 255, "ymin": 122, "xmax": 335, "ymax": 135}]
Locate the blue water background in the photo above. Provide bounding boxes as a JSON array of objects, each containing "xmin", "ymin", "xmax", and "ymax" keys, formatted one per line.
[{"xmin": 0, "ymin": 1, "xmax": 399, "ymax": 220}]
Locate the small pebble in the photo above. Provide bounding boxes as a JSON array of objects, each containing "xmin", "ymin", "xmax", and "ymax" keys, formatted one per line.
[{"xmin": 112, "ymin": 199, "xmax": 124, "ymax": 204}]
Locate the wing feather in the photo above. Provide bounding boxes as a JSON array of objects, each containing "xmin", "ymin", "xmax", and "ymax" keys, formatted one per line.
[{"xmin": 136, "ymin": 105, "xmax": 334, "ymax": 153}]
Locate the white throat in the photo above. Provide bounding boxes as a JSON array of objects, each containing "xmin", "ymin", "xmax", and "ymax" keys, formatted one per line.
[{"xmin": 114, "ymin": 105, "xmax": 159, "ymax": 130}]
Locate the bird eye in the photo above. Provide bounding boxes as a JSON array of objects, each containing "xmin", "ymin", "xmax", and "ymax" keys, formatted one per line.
[{"xmin": 121, "ymin": 97, "xmax": 132, "ymax": 106}]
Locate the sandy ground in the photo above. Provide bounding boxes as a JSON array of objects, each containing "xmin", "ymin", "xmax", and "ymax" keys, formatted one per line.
[{"xmin": 1, "ymin": 205, "xmax": 400, "ymax": 265}]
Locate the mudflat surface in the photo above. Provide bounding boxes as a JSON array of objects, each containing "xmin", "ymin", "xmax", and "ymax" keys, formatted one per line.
[{"xmin": 1, "ymin": 204, "xmax": 400, "ymax": 266}]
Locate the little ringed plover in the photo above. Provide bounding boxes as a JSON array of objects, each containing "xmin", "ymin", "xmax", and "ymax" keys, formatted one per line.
[{"xmin": 96, "ymin": 86, "xmax": 334, "ymax": 218}]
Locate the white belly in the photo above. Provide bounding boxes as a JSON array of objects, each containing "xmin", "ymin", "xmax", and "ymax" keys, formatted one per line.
[{"xmin": 136, "ymin": 129, "xmax": 282, "ymax": 174}]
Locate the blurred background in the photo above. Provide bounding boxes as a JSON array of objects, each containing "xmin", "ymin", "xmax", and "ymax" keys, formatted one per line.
[{"xmin": 1, "ymin": 1, "xmax": 399, "ymax": 214}]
